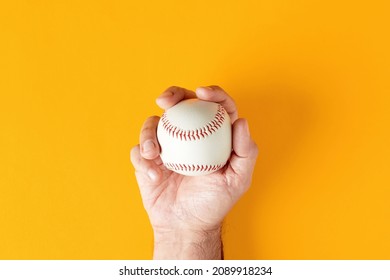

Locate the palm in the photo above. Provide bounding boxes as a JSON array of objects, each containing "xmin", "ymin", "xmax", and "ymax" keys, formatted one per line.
[{"xmin": 140, "ymin": 162, "xmax": 239, "ymax": 232}]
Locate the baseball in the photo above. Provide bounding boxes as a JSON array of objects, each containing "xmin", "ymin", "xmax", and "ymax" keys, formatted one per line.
[{"xmin": 157, "ymin": 99, "xmax": 232, "ymax": 176}]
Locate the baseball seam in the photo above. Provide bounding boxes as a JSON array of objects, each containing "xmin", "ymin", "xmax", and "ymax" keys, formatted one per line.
[
  {"xmin": 164, "ymin": 162, "xmax": 225, "ymax": 173},
  {"xmin": 160, "ymin": 104, "xmax": 226, "ymax": 141}
]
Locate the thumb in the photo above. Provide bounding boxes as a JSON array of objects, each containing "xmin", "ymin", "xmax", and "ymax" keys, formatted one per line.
[
  {"xmin": 130, "ymin": 145, "xmax": 164, "ymax": 198},
  {"xmin": 225, "ymin": 118, "xmax": 259, "ymax": 192}
]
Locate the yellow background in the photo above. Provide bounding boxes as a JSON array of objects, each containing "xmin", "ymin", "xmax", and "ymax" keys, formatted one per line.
[{"xmin": 1, "ymin": 0, "xmax": 389, "ymax": 259}]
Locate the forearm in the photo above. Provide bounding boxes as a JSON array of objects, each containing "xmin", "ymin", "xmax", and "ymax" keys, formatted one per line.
[{"xmin": 153, "ymin": 227, "xmax": 223, "ymax": 260}]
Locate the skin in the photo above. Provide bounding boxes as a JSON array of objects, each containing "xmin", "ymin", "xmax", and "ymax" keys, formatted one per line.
[{"xmin": 130, "ymin": 86, "xmax": 258, "ymax": 259}]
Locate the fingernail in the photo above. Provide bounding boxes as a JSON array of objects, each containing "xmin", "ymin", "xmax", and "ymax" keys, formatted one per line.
[
  {"xmin": 158, "ymin": 91, "xmax": 174, "ymax": 99},
  {"xmin": 197, "ymin": 86, "xmax": 213, "ymax": 92},
  {"xmin": 147, "ymin": 168, "xmax": 158, "ymax": 182},
  {"xmin": 142, "ymin": 140, "xmax": 155, "ymax": 154}
]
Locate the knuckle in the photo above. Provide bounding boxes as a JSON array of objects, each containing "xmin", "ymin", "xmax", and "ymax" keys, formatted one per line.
[
  {"xmin": 164, "ymin": 85, "xmax": 180, "ymax": 94},
  {"xmin": 147, "ymin": 115, "xmax": 160, "ymax": 123},
  {"xmin": 210, "ymin": 85, "xmax": 228, "ymax": 95},
  {"xmin": 141, "ymin": 116, "xmax": 160, "ymax": 132}
]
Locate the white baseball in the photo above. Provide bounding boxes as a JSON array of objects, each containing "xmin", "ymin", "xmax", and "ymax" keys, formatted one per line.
[{"xmin": 157, "ymin": 99, "xmax": 232, "ymax": 176}]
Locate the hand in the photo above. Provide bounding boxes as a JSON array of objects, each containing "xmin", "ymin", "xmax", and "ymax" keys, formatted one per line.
[{"xmin": 130, "ymin": 86, "xmax": 258, "ymax": 259}]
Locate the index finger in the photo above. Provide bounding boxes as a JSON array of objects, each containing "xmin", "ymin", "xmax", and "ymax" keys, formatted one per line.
[
  {"xmin": 195, "ymin": 85, "xmax": 238, "ymax": 122},
  {"xmin": 155, "ymin": 86, "xmax": 196, "ymax": 110}
]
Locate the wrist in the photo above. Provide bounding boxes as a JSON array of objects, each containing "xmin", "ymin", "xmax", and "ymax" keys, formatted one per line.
[{"xmin": 153, "ymin": 226, "xmax": 223, "ymax": 260}]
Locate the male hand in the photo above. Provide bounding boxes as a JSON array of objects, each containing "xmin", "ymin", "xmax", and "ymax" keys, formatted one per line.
[{"xmin": 130, "ymin": 86, "xmax": 258, "ymax": 259}]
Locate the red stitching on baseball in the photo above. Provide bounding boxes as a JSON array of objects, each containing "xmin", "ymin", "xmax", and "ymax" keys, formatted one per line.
[
  {"xmin": 164, "ymin": 162, "xmax": 225, "ymax": 173},
  {"xmin": 161, "ymin": 104, "xmax": 226, "ymax": 141}
]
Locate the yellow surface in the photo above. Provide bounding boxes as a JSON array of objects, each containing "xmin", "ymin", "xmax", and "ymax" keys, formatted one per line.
[{"xmin": 1, "ymin": 0, "xmax": 389, "ymax": 259}]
